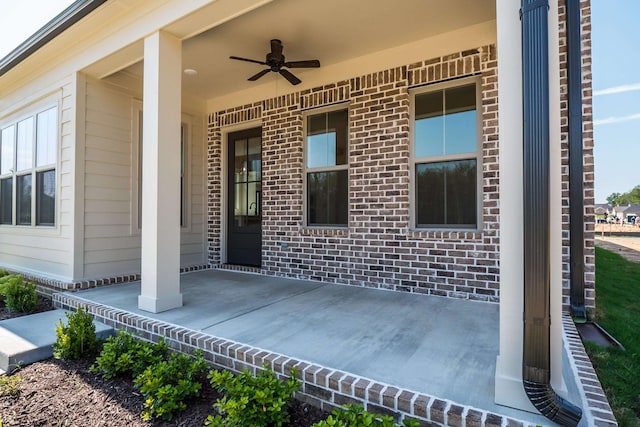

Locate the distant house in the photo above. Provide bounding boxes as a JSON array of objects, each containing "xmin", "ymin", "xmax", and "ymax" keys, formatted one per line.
[
  {"xmin": 612, "ymin": 203, "xmax": 640, "ymax": 223},
  {"xmin": 594, "ymin": 203, "xmax": 611, "ymax": 222},
  {"xmin": 0, "ymin": 0, "xmax": 596, "ymax": 425}
]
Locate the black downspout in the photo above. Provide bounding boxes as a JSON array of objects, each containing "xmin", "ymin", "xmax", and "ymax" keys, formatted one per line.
[
  {"xmin": 521, "ymin": 0, "xmax": 582, "ymax": 425},
  {"xmin": 567, "ymin": 0, "xmax": 587, "ymax": 321}
]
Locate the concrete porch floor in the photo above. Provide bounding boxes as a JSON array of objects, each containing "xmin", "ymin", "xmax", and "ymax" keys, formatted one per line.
[{"xmin": 62, "ymin": 269, "xmax": 590, "ymax": 426}]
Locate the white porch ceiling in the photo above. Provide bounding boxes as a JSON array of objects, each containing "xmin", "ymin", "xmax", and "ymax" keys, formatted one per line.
[{"xmin": 98, "ymin": 0, "xmax": 496, "ymax": 104}]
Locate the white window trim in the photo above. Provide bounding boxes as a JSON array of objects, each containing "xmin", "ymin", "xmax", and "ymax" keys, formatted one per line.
[
  {"xmin": 0, "ymin": 103, "xmax": 60, "ymax": 229},
  {"xmin": 409, "ymin": 75, "xmax": 483, "ymax": 231},
  {"xmin": 302, "ymin": 103, "xmax": 350, "ymax": 228}
]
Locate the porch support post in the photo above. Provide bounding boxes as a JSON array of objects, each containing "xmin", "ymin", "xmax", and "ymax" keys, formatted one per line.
[
  {"xmin": 494, "ymin": 0, "xmax": 533, "ymax": 411},
  {"xmin": 138, "ymin": 30, "xmax": 183, "ymax": 313},
  {"xmin": 495, "ymin": 0, "xmax": 566, "ymax": 411},
  {"xmin": 547, "ymin": 0, "xmax": 567, "ymax": 398}
]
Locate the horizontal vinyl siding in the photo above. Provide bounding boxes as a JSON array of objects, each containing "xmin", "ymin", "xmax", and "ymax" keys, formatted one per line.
[
  {"xmin": 82, "ymin": 79, "xmax": 207, "ymax": 279},
  {"xmin": 0, "ymin": 81, "xmax": 75, "ymax": 280},
  {"xmin": 83, "ymin": 79, "xmax": 139, "ymax": 278}
]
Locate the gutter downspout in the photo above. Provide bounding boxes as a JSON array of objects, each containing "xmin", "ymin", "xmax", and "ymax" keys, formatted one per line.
[
  {"xmin": 521, "ymin": 0, "xmax": 582, "ymax": 425},
  {"xmin": 566, "ymin": 0, "xmax": 587, "ymax": 322}
]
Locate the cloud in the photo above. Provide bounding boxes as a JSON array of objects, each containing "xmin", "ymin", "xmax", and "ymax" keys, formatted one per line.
[
  {"xmin": 594, "ymin": 113, "xmax": 640, "ymax": 126},
  {"xmin": 593, "ymin": 82, "xmax": 640, "ymax": 96}
]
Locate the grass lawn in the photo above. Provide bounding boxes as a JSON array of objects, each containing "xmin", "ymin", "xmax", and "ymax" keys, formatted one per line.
[{"xmin": 588, "ymin": 247, "xmax": 640, "ymax": 427}]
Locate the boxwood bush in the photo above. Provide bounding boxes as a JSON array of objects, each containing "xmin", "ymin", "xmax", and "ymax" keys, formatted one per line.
[{"xmin": 0, "ymin": 274, "xmax": 37, "ymax": 313}]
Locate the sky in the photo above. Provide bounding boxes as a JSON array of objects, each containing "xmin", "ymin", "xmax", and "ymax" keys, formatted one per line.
[
  {"xmin": 0, "ymin": 0, "xmax": 637, "ymax": 203},
  {"xmin": 0, "ymin": 0, "xmax": 75, "ymax": 59},
  {"xmin": 591, "ymin": 0, "xmax": 640, "ymax": 203}
]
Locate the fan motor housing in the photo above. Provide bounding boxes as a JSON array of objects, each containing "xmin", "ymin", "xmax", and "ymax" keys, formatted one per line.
[{"xmin": 266, "ymin": 53, "xmax": 284, "ymax": 70}]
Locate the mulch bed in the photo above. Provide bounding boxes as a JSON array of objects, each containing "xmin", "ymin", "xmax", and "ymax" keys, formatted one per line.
[
  {"xmin": 0, "ymin": 297, "xmax": 328, "ymax": 426},
  {"xmin": 0, "ymin": 357, "xmax": 328, "ymax": 427},
  {"xmin": 0, "ymin": 294, "xmax": 55, "ymax": 321}
]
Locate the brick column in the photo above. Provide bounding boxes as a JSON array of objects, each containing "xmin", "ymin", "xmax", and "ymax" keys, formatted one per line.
[{"xmin": 138, "ymin": 31, "xmax": 183, "ymax": 313}]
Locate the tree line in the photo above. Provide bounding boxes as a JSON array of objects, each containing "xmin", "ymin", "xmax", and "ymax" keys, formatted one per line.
[{"xmin": 606, "ymin": 185, "xmax": 640, "ymax": 206}]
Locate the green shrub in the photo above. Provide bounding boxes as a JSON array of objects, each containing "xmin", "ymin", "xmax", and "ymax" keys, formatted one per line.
[
  {"xmin": 206, "ymin": 366, "xmax": 300, "ymax": 427},
  {"xmin": 0, "ymin": 272, "xmax": 15, "ymax": 303},
  {"xmin": 1, "ymin": 275, "xmax": 37, "ymax": 313},
  {"xmin": 312, "ymin": 404, "xmax": 419, "ymax": 427},
  {"xmin": 0, "ymin": 276, "xmax": 8, "ymax": 301},
  {"xmin": 90, "ymin": 330, "xmax": 168, "ymax": 379},
  {"xmin": 53, "ymin": 307, "xmax": 99, "ymax": 359},
  {"xmin": 0, "ymin": 375, "xmax": 21, "ymax": 397},
  {"xmin": 134, "ymin": 350, "xmax": 208, "ymax": 421}
]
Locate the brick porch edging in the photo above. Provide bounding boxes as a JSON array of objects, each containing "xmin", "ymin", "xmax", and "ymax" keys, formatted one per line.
[
  {"xmin": 0, "ymin": 264, "xmax": 212, "ymax": 296},
  {"xmin": 53, "ymin": 292, "xmax": 538, "ymax": 427},
  {"xmin": 562, "ymin": 314, "xmax": 617, "ymax": 426}
]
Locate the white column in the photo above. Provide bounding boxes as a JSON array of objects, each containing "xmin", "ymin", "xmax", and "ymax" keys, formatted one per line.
[
  {"xmin": 495, "ymin": 0, "xmax": 566, "ymax": 410},
  {"xmin": 548, "ymin": 0, "xmax": 567, "ymax": 394},
  {"xmin": 494, "ymin": 0, "xmax": 536, "ymax": 412},
  {"xmin": 138, "ymin": 30, "xmax": 183, "ymax": 313}
]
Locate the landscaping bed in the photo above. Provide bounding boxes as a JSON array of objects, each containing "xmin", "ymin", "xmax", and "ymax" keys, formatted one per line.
[
  {"xmin": 0, "ymin": 271, "xmax": 55, "ymax": 321},
  {"xmin": 0, "ymin": 294, "xmax": 54, "ymax": 321},
  {"xmin": 0, "ymin": 357, "xmax": 327, "ymax": 427}
]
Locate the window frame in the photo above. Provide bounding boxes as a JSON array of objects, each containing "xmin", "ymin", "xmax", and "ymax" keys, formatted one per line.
[
  {"xmin": 130, "ymin": 101, "xmax": 191, "ymax": 234},
  {"xmin": 0, "ymin": 104, "xmax": 59, "ymax": 228},
  {"xmin": 409, "ymin": 76, "xmax": 483, "ymax": 231},
  {"xmin": 179, "ymin": 119, "xmax": 191, "ymax": 230},
  {"xmin": 302, "ymin": 103, "xmax": 350, "ymax": 228},
  {"xmin": 130, "ymin": 99, "xmax": 143, "ymax": 234}
]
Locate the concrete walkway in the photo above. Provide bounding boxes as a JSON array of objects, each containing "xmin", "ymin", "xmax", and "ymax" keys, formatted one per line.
[
  {"xmin": 0, "ymin": 309, "xmax": 113, "ymax": 374},
  {"xmin": 61, "ymin": 269, "xmax": 586, "ymax": 426}
]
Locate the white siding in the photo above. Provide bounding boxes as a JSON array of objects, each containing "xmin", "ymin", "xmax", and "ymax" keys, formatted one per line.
[
  {"xmin": 0, "ymin": 81, "xmax": 75, "ymax": 280},
  {"xmin": 82, "ymin": 78, "xmax": 206, "ymax": 279},
  {"xmin": 82, "ymin": 79, "xmax": 135, "ymax": 278}
]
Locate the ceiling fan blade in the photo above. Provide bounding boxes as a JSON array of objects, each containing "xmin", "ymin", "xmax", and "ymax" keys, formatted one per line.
[
  {"xmin": 279, "ymin": 68, "xmax": 301, "ymax": 85},
  {"xmin": 230, "ymin": 56, "xmax": 267, "ymax": 66},
  {"xmin": 284, "ymin": 60, "xmax": 320, "ymax": 68},
  {"xmin": 248, "ymin": 69, "xmax": 271, "ymax": 81},
  {"xmin": 270, "ymin": 39, "xmax": 283, "ymax": 59}
]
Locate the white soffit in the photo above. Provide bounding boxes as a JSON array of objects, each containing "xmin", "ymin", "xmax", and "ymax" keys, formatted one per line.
[{"xmin": 100, "ymin": 0, "xmax": 496, "ymax": 102}]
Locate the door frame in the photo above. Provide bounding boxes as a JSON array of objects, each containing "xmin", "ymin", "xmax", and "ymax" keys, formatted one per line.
[{"xmin": 220, "ymin": 121, "xmax": 262, "ymax": 265}]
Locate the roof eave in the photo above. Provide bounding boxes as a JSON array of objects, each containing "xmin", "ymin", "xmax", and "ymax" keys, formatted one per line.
[{"xmin": 0, "ymin": 0, "xmax": 108, "ymax": 78}]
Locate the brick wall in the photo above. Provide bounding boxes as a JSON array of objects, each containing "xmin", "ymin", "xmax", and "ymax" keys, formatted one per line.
[
  {"xmin": 558, "ymin": 0, "xmax": 596, "ymax": 314},
  {"xmin": 207, "ymin": 28, "xmax": 593, "ymax": 310},
  {"xmin": 208, "ymin": 45, "xmax": 501, "ymax": 302}
]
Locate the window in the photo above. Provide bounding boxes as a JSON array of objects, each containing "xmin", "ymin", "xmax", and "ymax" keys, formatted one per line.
[
  {"xmin": 412, "ymin": 79, "xmax": 480, "ymax": 229},
  {"xmin": 0, "ymin": 106, "xmax": 57, "ymax": 227},
  {"xmin": 0, "ymin": 178, "xmax": 11, "ymax": 225},
  {"xmin": 180, "ymin": 123, "xmax": 189, "ymax": 227},
  {"xmin": 305, "ymin": 107, "xmax": 348, "ymax": 226},
  {"xmin": 132, "ymin": 105, "xmax": 189, "ymax": 231}
]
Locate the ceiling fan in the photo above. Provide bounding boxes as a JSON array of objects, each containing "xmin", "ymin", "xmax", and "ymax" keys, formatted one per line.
[{"xmin": 230, "ymin": 39, "xmax": 320, "ymax": 85}]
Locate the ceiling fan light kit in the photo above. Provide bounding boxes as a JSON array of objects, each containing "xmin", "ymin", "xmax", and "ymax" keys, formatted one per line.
[{"xmin": 230, "ymin": 39, "xmax": 320, "ymax": 85}]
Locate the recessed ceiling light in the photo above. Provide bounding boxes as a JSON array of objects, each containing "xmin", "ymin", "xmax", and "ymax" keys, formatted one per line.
[{"xmin": 183, "ymin": 68, "xmax": 198, "ymax": 76}]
